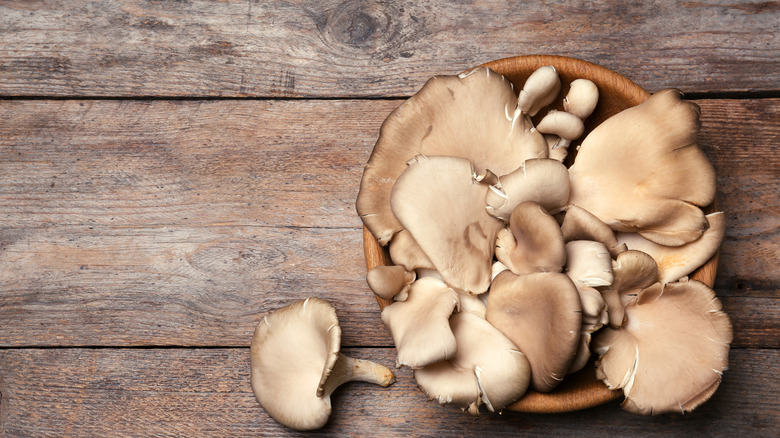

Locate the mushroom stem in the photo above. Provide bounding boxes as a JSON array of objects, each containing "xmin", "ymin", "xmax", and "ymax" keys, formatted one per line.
[{"xmin": 320, "ymin": 353, "xmax": 396, "ymax": 397}]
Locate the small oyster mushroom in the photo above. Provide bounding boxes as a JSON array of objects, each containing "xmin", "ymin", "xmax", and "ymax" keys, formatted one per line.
[
  {"xmin": 366, "ymin": 265, "xmax": 416, "ymax": 301},
  {"xmin": 545, "ymin": 79, "xmax": 599, "ymax": 161},
  {"xmin": 414, "ymin": 311, "xmax": 531, "ymax": 415},
  {"xmin": 388, "ymin": 229, "xmax": 436, "ymax": 272},
  {"xmin": 568, "ymin": 284, "xmax": 608, "ymax": 374},
  {"xmin": 592, "ymin": 279, "xmax": 733, "ymax": 415},
  {"xmin": 381, "ymin": 276, "xmax": 460, "ymax": 368},
  {"xmin": 486, "ymin": 271, "xmax": 582, "ymax": 392},
  {"xmin": 568, "ymin": 89, "xmax": 716, "ymax": 246},
  {"xmin": 357, "ymin": 66, "xmax": 546, "ymax": 246},
  {"xmin": 250, "ymin": 298, "xmax": 395, "ymax": 431},
  {"xmin": 561, "ymin": 205, "xmax": 627, "ymax": 258},
  {"xmin": 564, "ymin": 240, "xmax": 614, "ymax": 287},
  {"xmin": 563, "ymin": 78, "xmax": 599, "ymax": 119},
  {"xmin": 602, "ymin": 250, "xmax": 659, "ymax": 328},
  {"xmin": 616, "ymin": 211, "xmax": 725, "ymax": 284},
  {"xmin": 485, "ymin": 158, "xmax": 571, "ymax": 221},
  {"xmin": 494, "ymin": 201, "xmax": 566, "ymax": 275},
  {"xmin": 391, "ymin": 155, "xmax": 503, "ymax": 294},
  {"xmin": 517, "ymin": 65, "xmax": 562, "ymax": 116},
  {"xmin": 537, "ymin": 110, "xmax": 585, "ymax": 155}
]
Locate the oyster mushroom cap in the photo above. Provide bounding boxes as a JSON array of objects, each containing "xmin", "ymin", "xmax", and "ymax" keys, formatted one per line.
[
  {"xmin": 486, "ymin": 271, "xmax": 582, "ymax": 392},
  {"xmin": 414, "ymin": 311, "xmax": 531, "ymax": 414},
  {"xmin": 366, "ymin": 265, "xmax": 416, "ymax": 301},
  {"xmin": 381, "ymin": 277, "xmax": 460, "ymax": 368},
  {"xmin": 250, "ymin": 298, "xmax": 395, "ymax": 430},
  {"xmin": 568, "ymin": 89, "xmax": 716, "ymax": 246},
  {"xmin": 564, "ymin": 240, "xmax": 614, "ymax": 287},
  {"xmin": 563, "ymin": 79, "xmax": 599, "ymax": 120},
  {"xmin": 517, "ymin": 65, "xmax": 562, "ymax": 116},
  {"xmin": 391, "ymin": 155, "xmax": 503, "ymax": 294},
  {"xmin": 494, "ymin": 201, "xmax": 566, "ymax": 275},
  {"xmin": 357, "ymin": 66, "xmax": 547, "ymax": 245},
  {"xmin": 388, "ymin": 229, "xmax": 435, "ymax": 271},
  {"xmin": 561, "ymin": 205, "xmax": 626, "ymax": 258},
  {"xmin": 536, "ymin": 110, "xmax": 585, "ymax": 141},
  {"xmin": 485, "ymin": 158, "xmax": 571, "ymax": 221},
  {"xmin": 616, "ymin": 211, "xmax": 725, "ymax": 284},
  {"xmin": 592, "ymin": 279, "xmax": 732, "ymax": 415}
]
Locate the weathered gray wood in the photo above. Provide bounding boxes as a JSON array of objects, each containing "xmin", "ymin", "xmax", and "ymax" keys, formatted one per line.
[
  {"xmin": 0, "ymin": 0, "xmax": 778, "ymax": 97},
  {"xmin": 0, "ymin": 348, "xmax": 776, "ymax": 437},
  {"xmin": 0, "ymin": 98, "xmax": 777, "ymax": 347}
]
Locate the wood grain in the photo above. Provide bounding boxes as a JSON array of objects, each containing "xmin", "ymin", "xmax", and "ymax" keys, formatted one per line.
[
  {"xmin": 0, "ymin": 348, "xmax": 776, "ymax": 437},
  {"xmin": 0, "ymin": 0, "xmax": 778, "ymax": 97},
  {"xmin": 0, "ymin": 98, "xmax": 776, "ymax": 348}
]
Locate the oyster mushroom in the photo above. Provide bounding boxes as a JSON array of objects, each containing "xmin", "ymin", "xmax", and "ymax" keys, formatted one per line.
[
  {"xmin": 485, "ymin": 158, "xmax": 571, "ymax": 221},
  {"xmin": 486, "ymin": 271, "xmax": 582, "ymax": 392},
  {"xmin": 357, "ymin": 66, "xmax": 547, "ymax": 246},
  {"xmin": 568, "ymin": 89, "xmax": 716, "ymax": 246},
  {"xmin": 561, "ymin": 205, "xmax": 627, "ymax": 258},
  {"xmin": 366, "ymin": 265, "xmax": 416, "ymax": 301},
  {"xmin": 517, "ymin": 65, "xmax": 562, "ymax": 116},
  {"xmin": 391, "ymin": 155, "xmax": 503, "ymax": 294},
  {"xmin": 250, "ymin": 298, "xmax": 395, "ymax": 430},
  {"xmin": 592, "ymin": 279, "xmax": 733, "ymax": 415},
  {"xmin": 602, "ymin": 250, "xmax": 659, "ymax": 328},
  {"xmin": 564, "ymin": 240, "xmax": 614, "ymax": 288},
  {"xmin": 616, "ymin": 211, "xmax": 725, "ymax": 284},
  {"xmin": 414, "ymin": 311, "xmax": 531, "ymax": 415},
  {"xmin": 381, "ymin": 276, "xmax": 460, "ymax": 368},
  {"xmin": 494, "ymin": 201, "xmax": 566, "ymax": 275}
]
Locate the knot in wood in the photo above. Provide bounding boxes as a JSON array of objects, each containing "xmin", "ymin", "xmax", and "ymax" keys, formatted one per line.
[{"xmin": 319, "ymin": 1, "xmax": 398, "ymax": 50}]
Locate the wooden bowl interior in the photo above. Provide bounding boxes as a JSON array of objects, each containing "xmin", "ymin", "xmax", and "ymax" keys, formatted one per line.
[{"xmin": 362, "ymin": 55, "xmax": 719, "ymax": 413}]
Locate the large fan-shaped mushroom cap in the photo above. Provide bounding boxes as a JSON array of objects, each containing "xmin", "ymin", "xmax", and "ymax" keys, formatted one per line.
[
  {"xmin": 357, "ymin": 67, "xmax": 547, "ymax": 245},
  {"xmin": 568, "ymin": 89, "xmax": 716, "ymax": 246}
]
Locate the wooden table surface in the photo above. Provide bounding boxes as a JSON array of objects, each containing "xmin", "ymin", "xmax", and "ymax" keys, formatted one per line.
[{"xmin": 1, "ymin": 1, "xmax": 778, "ymax": 436}]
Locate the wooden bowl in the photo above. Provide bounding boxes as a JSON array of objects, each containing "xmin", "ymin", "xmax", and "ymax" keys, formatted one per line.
[{"xmin": 361, "ymin": 55, "xmax": 719, "ymax": 413}]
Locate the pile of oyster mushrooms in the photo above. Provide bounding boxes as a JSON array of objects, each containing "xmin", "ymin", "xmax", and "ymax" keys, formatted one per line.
[{"xmin": 356, "ymin": 66, "xmax": 733, "ymax": 416}]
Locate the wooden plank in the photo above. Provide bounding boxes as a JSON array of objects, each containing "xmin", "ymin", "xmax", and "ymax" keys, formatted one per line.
[
  {"xmin": 0, "ymin": 348, "xmax": 776, "ymax": 437},
  {"xmin": 0, "ymin": 98, "xmax": 777, "ymax": 347},
  {"xmin": 0, "ymin": 0, "xmax": 778, "ymax": 97}
]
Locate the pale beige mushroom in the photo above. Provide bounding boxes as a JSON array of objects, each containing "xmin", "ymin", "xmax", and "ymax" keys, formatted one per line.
[
  {"xmin": 568, "ymin": 283, "xmax": 609, "ymax": 374},
  {"xmin": 561, "ymin": 205, "xmax": 627, "ymax": 258},
  {"xmin": 366, "ymin": 265, "xmax": 416, "ymax": 301},
  {"xmin": 381, "ymin": 277, "xmax": 460, "ymax": 368},
  {"xmin": 517, "ymin": 65, "xmax": 561, "ymax": 116},
  {"xmin": 388, "ymin": 229, "xmax": 435, "ymax": 272},
  {"xmin": 568, "ymin": 89, "xmax": 716, "ymax": 246},
  {"xmin": 391, "ymin": 155, "xmax": 503, "ymax": 294},
  {"xmin": 485, "ymin": 158, "xmax": 570, "ymax": 221},
  {"xmin": 494, "ymin": 201, "xmax": 566, "ymax": 276},
  {"xmin": 616, "ymin": 211, "xmax": 725, "ymax": 284},
  {"xmin": 250, "ymin": 298, "xmax": 395, "ymax": 430},
  {"xmin": 592, "ymin": 279, "xmax": 732, "ymax": 415},
  {"xmin": 414, "ymin": 311, "xmax": 531, "ymax": 414},
  {"xmin": 546, "ymin": 79, "xmax": 599, "ymax": 161},
  {"xmin": 357, "ymin": 67, "xmax": 547, "ymax": 246},
  {"xmin": 563, "ymin": 79, "xmax": 599, "ymax": 119},
  {"xmin": 602, "ymin": 250, "xmax": 659, "ymax": 328},
  {"xmin": 486, "ymin": 271, "xmax": 582, "ymax": 392},
  {"xmin": 564, "ymin": 240, "xmax": 614, "ymax": 287}
]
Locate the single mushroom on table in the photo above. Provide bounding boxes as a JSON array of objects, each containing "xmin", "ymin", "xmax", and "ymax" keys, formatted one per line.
[{"xmin": 250, "ymin": 298, "xmax": 395, "ymax": 431}]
